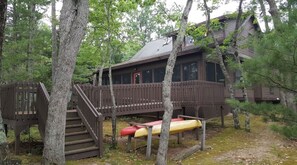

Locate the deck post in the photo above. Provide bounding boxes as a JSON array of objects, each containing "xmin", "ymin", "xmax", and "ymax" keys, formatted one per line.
[
  {"xmin": 177, "ymin": 133, "xmax": 182, "ymax": 144},
  {"xmin": 195, "ymin": 106, "xmax": 200, "ymax": 140},
  {"xmin": 4, "ymin": 124, "xmax": 8, "ymax": 137},
  {"xmin": 220, "ymin": 106, "xmax": 224, "ymax": 128},
  {"xmin": 146, "ymin": 126, "xmax": 153, "ymax": 159},
  {"xmin": 127, "ymin": 135, "xmax": 132, "ymax": 152},
  {"xmin": 200, "ymin": 120, "xmax": 206, "ymax": 151},
  {"xmin": 15, "ymin": 133, "xmax": 20, "ymax": 155}
]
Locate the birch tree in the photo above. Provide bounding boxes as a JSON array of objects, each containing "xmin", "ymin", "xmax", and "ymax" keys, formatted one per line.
[
  {"xmin": 201, "ymin": 0, "xmax": 241, "ymax": 129},
  {"xmin": 42, "ymin": 0, "xmax": 89, "ymax": 164},
  {"xmin": 156, "ymin": 0, "xmax": 193, "ymax": 164}
]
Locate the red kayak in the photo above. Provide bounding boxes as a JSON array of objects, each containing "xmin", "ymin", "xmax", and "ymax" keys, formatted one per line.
[{"xmin": 120, "ymin": 118, "xmax": 184, "ymax": 137}]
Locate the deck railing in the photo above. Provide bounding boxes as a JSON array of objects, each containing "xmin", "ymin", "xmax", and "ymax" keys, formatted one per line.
[
  {"xmin": 36, "ymin": 82, "xmax": 50, "ymax": 139},
  {"xmin": 0, "ymin": 82, "xmax": 39, "ymax": 121},
  {"xmin": 79, "ymin": 80, "xmax": 225, "ymax": 116},
  {"xmin": 73, "ymin": 84, "xmax": 103, "ymax": 157}
]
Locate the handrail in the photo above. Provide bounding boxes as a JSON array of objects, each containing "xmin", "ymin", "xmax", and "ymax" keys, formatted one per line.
[
  {"xmin": 0, "ymin": 82, "xmax": 39, "ymax": 121},
  {"xmin": 79, "ymin": 80, "xmax": 225, "ymax": 117},
  {"xmin": 73, "ymin": 84, "xmax": 103, "ymax": 157},
  {"xmin": 36, "ymin": 82, "xmax": 50, "ymax": 140}
]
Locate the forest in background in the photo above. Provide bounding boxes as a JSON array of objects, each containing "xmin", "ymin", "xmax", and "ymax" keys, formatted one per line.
[{"xmin": 0, "ymin": 0, "xmax": 297, "ymax": 164}]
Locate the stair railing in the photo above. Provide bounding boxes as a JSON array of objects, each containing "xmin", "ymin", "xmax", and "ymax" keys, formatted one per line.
[
  {"xmin": 36, "ymin": 82, "xmax": 50, "ymax": 140},
  {"xmin": 73, "ymin": 84, "xmax": 103, "ymax": 157}
]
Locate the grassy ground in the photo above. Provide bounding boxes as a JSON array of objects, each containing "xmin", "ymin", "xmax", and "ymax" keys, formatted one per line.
[{"xmin": 6, "ymin": 114, "xmax": 297, "ymax": 165}]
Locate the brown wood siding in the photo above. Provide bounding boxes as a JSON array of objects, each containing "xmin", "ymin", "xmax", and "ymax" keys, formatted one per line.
[{"xmin": 254, "ymin": 86, "xmax": 280, "ymax": 101}]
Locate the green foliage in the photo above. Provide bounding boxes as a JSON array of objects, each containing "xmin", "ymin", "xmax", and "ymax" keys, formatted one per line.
[
  {"xmin": 1, "ymin": 1, "xmax": 52, "ymax": 86},
  {"xmin": 243, "ymin": 6, "xmax": 297, "ymax": 93},
  {"xmin": 227, "ymin": 99, "xmax": 297, "ymax": 139}
]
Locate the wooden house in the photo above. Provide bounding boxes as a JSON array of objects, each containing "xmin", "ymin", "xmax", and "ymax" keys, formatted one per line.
[{"xmin": 93, "ymin": 15, "xmax": 280, "ymax": 118}]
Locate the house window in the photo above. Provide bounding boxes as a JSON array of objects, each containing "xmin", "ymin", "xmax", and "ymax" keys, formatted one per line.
[
  {"xmin": 206, "ymin": 62, "xmax": 224, "ymax": 83},
  {"xmin": 172, "ymin": 65, "xmax": 181, "ymax": 82},
  {"xmin": 122, "ymin": 73, "xmax": 131, "ymax": 84},
  {"xmin": 183, "ymin": 62, "xmax": 198, "ymax": 81},
  {"xmin": 154, "ymin": 67, "xmax": 165, "ymax": 83},
  {"xmin": 206, "ymin": 62, "xmax": 216, "ymax": 82},
  {"xmin": 142, "ymin": 69, "xmax": 152, "ymax": 83}
]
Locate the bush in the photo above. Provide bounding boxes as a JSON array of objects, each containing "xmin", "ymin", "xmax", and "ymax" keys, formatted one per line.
[{"xmin": 226, "ymin": 99, "xmax": 297, "ymax": 139}]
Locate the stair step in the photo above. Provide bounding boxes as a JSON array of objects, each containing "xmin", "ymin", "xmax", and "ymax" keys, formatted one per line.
[
  {"xmin": 65, "ymin": 123, "xmax": 85, "ymax": 133},
  {"xmin": 66, "ymin": 109, "xmax": 78, "ymax": 118},
  {"xmin": 65, "ymin": 130, "xmax": 91, "ymax": 142},
  {"xmin": 65, "ymin": 146, "xmax": 99, "ymax": 160},
  {"xmin": 65, "ymin": 146, "xmax": 99, "ymax": 155},
  {"xmin": 65, "ymin": 138, "xmax": 95, "ymax": 151},
  {"xmin": 66, "ymin": 117, "xmax": 82, "ymax": 125}
]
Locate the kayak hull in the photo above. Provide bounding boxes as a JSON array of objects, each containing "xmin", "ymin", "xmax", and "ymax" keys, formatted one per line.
[
  {"xmin": 120, "ymin": 118, "xmax": 184, "ymax": 137},
  {"xmin": 134, "ymin": 120, "xmax": 202, "ymax": 138}
]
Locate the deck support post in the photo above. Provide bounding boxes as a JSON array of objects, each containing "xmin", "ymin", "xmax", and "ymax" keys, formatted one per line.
[
  {"xmin": 4, "ymin": 124, "xmax": 8, "ymax": 137},
  {"xmin": 195, "ymin": 106, "xmax": 200, "ymax": 140},
  {"xmin": 177, "ymin": 133, "xmax": 182, "ymax": 144},
  {"xmin": 146, "ymin": 126, "xmax": 153, "ymax": 159},
  {"xmin": 200, "ymin": 120, "xmax": 206, "ymax": 151},
  {"xmin": 127, "ymin": 135, "xmax": 132, "ymax": 152},
  {"xmin": 220, "ymin": 106, "xmax": 224, "ymax": 128},
  {"xmin": 15, "ymin": 133, "xmax": 20, "ymax": 155}
]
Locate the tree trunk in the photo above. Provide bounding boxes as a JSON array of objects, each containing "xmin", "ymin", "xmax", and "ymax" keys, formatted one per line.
[
  {"xmin": 97, "ymin": 65, "xmax": 104, "ymax": 86},
  {"xmin": 231, "ymin": 0, "xmax": 250, "ymax": 131},
  {"xmin": 42, "ymin": 0, "xmax": 89, "ymax": 164},
  {"xmin": 0, "ymin": 110, "xmax": 8, "ymax": 163},
  {"xmin": 265, "ymin": 0, "xmax": 281, "ymax": 29},
  {"xmin": 0, "ymin": 0, "xmax": 8, "ymax": 162},
  {"xmin": 156, "ymin": 1, "xmax": 193, "ymax": 164},
  {"xmin": 258, "ymin": 0, "xmax": 270, "ymax": 32},
  {"xmin": 51, "ymin": 0, "xmax": 58, "ymax": 83},
  {"xmin": 203, "ymin": 0, "xmax": 240, "ymax": 129},
  {"xmin": 27, "ymin": 3, "xmax": 36, "ymax": 80},
  {"xmin": 0, "ymin": 0, "xmax": 7, "ymax": 81},
  {"xmin": 104, "ymin": 0, "xmax": 117, "ymax": 148}
]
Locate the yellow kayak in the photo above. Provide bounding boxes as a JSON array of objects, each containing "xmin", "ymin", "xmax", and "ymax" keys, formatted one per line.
[{"xmin": 134, "ymin": 120, "xmax": 202, "ymax": 138}]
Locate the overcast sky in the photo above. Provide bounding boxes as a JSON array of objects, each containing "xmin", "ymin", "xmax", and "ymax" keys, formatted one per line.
[{"xmin": 44, "ymin": 0, "xmax": 263, "ymax": 29}]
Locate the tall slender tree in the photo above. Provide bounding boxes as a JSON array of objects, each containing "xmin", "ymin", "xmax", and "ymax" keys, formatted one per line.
[
  {"xmin": 42, "ymin": 0, "xmax": 89, "ymax": 164},
  {"xmin": 156, "ymin": 0, "xmax": 193, "ymax": 164},
  {"xmin": 202, "ymin": 0, "xmax": 241, "ymax": 129},
  {"xmin": 0, "ymin": 0, "xmax": 8, "ymax": 162},
  {"xmin": 51, "ymin": 0, "xmax": 58, "ymax": 83}
]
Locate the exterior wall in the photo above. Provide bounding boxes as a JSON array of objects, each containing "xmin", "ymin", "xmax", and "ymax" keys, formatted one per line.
[
  {"xmin": 224, "ymin": 18, "xmax": 255, "ymax": 58},
  {"xmin": 254, "ymin": 86, "xmax": 280, "ymax": 102}
]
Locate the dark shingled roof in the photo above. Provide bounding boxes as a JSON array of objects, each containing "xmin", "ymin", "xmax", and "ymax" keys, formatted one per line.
[{"xmin": 129, "ymin": 37, "xmax": 172, "ymax": 62}]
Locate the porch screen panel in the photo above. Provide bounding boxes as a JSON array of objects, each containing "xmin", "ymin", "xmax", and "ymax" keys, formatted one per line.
[
  {"xmin": 172, "ymin": 65, "xmax": 181, "ymax": 82},
  {"xmin": 102, "ymin": 76, "xmax": 109, "ymax": 85},
  {"xmin": 154, "ymin": 67, "xmax": 165, "ymax": 82},
  {"xmin": 122, "ymin": 73, "xmax": 131, "ymax": 84},
  {"xmin": 142, "ymin": 69, "xmax": 152, "ymax": 83},
  {"xmin": 183, "ymin": 62, "xmax": 198, "ymax": 81},
  {"xmin": 206, "ymin": 62, "xmax": 215, "ymax": 82},
  {"xmin": 112, "ymin": 75, "xmax": 121, "ymax": 84}
]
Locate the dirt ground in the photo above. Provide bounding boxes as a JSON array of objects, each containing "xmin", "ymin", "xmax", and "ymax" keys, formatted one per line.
[{"xmin": 6, "ymin": 115, "xmax": 297, "ymax": 165}]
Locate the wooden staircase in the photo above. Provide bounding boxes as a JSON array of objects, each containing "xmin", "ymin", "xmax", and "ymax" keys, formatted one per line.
[{"xmin": 65, "ymin": 109, "xmax": 100, "ymax": 160}]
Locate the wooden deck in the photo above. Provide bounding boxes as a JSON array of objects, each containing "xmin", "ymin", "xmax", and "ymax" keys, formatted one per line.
[
  {"xmin": 79, "ymin": 80, "xmax": 226, "ymax": 117},
  {"xmin": 1, "ymin": 80, "xmax": 226, "ymax": 159}
]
